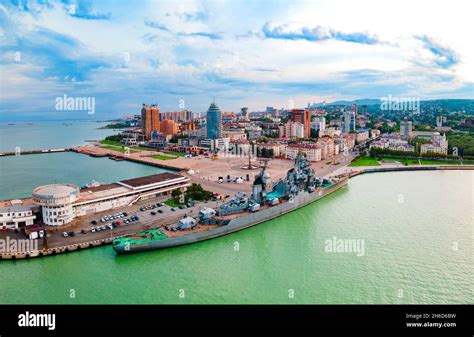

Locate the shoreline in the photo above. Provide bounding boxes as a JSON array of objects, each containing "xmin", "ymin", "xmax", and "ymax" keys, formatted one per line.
[{"xmin": 1, "ymin": 165, "xmax": 472, "ymax": 261}]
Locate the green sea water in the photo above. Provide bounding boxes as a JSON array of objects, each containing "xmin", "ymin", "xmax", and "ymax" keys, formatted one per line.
[
  {"xmin": 0, "ymin": 170, "xmax": 472, "ymax": 304},
  {"xmin": 0, "ymin": 120, "xmax": 119, "ymax": 152},
  {"xmin": 0, "ymin": 151, "xmax": 169, "ymax": 200}
]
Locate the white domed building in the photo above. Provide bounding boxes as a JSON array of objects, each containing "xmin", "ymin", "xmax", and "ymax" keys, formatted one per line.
[{"xmin": 32, "ymin": 184, "xmax": 79, "ymax": 226}]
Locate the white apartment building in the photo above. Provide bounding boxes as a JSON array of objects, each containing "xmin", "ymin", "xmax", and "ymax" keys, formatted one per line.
[
  {"xmin": 286, "ymin": 144, "xmax": 321, "ymax": 162},
  {"xmin": 318, "ymin": 137, "xmax": 338, "ymax": 159},
  {"xmin": 279, "ymin": 120, "xmax": 304, "ymax": 140},
  {"xmin": 311, "ymin": 117, "xmax": 326, "ymax": 131},
  {"xmin": 0, "ymin": 204, "xmax": 36, "ymax": 230},
  {"xmin": 356, "ymin": 129, "xmax": 369, "ymax": 143},
  {"xmin": 420, "ymin": 132, "xmax": 448, "ymax": 155}
]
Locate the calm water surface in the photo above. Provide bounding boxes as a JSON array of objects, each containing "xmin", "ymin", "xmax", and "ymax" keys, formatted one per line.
[
  {"xmin": 0, "ymin": 171, "xmax": 472, "ymax": 304},
  {"xmin": 0, "ymin": 120, "xmax": 118, "ymax": 152}
]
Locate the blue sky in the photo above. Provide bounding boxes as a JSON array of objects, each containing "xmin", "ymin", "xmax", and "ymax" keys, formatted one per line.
[{"xmin": 0, "ymin": 0, "xmax": 473, "ymax": 120}]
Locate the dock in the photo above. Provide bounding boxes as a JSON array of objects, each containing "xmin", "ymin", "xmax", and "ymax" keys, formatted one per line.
[{"xmin": 347, "ymin": 165, "xmax": 474, "ymax": 178}]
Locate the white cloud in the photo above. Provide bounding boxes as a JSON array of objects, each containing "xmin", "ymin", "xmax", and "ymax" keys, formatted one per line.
[{"xmin": 0, "ymin": 0, "xmax": 472, "ymax": 118}]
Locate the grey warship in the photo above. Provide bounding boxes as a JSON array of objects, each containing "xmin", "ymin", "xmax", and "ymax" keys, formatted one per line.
[{"xmin": 113, "ymin": 153, "xmax": 348, "ymax": 254}]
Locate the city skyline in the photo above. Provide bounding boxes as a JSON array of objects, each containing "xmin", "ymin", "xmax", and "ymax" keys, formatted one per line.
[{"xmin": 1, "ymin": 0, "xmax": 473, "ymax": 121}]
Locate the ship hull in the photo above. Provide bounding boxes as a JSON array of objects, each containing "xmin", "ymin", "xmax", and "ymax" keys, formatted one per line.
[{"xmin": 114, "ymin": 177, "xmax": 348, "ymax": 254}]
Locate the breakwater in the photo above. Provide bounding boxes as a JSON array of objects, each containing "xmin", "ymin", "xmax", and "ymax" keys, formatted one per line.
[{"xmin": 0, "ymin": 148, "xmax": 73, "ymax": 156}]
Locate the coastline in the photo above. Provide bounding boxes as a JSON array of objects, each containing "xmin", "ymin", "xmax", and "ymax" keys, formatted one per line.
[{"xmin": 1, "ymin": 165, "xmax": 472, "ymax": 261}]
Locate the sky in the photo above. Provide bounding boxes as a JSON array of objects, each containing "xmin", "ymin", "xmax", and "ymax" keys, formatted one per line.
[{"xmin": 0, "ymin": 0, "xmax": 473, "ymax": 120}]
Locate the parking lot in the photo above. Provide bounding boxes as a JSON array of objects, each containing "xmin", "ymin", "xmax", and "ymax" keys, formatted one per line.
[{"xmin": 45, "ymin": 195, "xmax": 225, "ymax": 249}]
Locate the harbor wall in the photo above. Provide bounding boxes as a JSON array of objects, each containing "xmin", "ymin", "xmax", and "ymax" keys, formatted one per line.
[
  {"xmin": 350, "ymin": 165, "xmax": 474, "ymax": 178},
  {"xmin": 0, "ymin": 148, "xmax": 72, "ymax": 156}
]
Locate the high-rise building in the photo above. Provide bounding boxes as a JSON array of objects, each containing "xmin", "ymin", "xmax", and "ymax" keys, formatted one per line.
[
  {"xmin": 341, "ymin": 111, "xmax": 356, "ymax": 134},
  {"xmin": 278, "ymin": 120, "xmax": 304, "ymax": 140},
  {"xmin": 290, "ymin": 109, "xmax": 311, "ymax": 138},
  {"xmin": 400, "ymin": 118, "xmax": 413, "ymax": 139},
  {"xmin": 181, "ymin": 121, "xmax": 196, "ymax": 132},
  {"xmin": 266, "ymin": 106, "xmax": 275, "ymax": 114},
  {"xmin": 141, "ymin": 104, "xmax": 160, "ymax": 140},
  {"xmin": 206, "ymin": 101, "xmax": 222, "ymax": 139},
  {"xmin": 160, "ymin": 119, "xmax": 179, "ymax": 136},
  {"xmin": 311, "ymin": 117, "xmax": 326, "ymax": 131},
  {"xmin": 241, "ymin": 107, "xmax": 249, "ymax": 120},
  {"xmin": 160, "ymin": 110, "xmax": 193, "ymax": 122}
]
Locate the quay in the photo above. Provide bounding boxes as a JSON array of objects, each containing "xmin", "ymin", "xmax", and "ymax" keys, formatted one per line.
[
  {"xmin": 347, "ymin": 165, "xmax": 474, "ymax": 178},
  {"xmin": 72, "ymin": 147, "xmax": 186, "ymax": 172},
  {"xmin": 1, "ymin": 161, "xmax": 473, "ymax": 260}
]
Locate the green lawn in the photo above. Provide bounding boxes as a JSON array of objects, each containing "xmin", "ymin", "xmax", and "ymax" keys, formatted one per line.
[
  {"xmin": 100, "ymin": 140, "xmax": 123, "ymax": 146},
  {"xmin": 419, "ymin": 159, "xmax": 461, "ymax": 165},
  {"xmin": 349, "ymin": 157, "xmax": 381, "ymax": 166},
  {"xmin": 168, "ymin": 151, "xmax": 186, "ymax": 157},
  {"xmin": 351, "ymin": 156, "xmax": 472, "ymax": 167},
  {"xmin": 164, "ymin": 199, "xmax": 184, "ymax": 207},
  {"xmin": 151, "ymin": 154, "xmax": 175, "ymax": 160},
  {"xmin": 135, "ymin": 146, "xmax": 154, "ymax": 151},
  {"xmin": 100, "ymin": 140, "xmax": 153, "ymax": 153},
  {"xmin": 378, "ymin": 157, "xmax": 420, "ymax": 165}
]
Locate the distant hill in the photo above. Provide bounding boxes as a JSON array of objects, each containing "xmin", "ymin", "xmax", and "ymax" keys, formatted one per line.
[
  {"xmin": 314, "ymin": 99, "xmax": 381, "ymax": 107},
  {"xmin": 313, "ymin": 98, "xmax": 473, "ymax": 112}
]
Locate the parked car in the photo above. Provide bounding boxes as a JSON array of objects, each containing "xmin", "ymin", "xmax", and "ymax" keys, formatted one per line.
[
  {"xmin": 62, "ymin": 232, "xmax": 68, "ymax": 238},
  {"xmin": 81, "ymin": 229, "xmax": 87, "ymax": 234},
  {"xmin": 158, "ymin": 209, "xmax": 163, "ymax": 214},
  {"xmin": 151, "ymin": 211, "xmax": 156, "ymax": 216},
  {"xmin": 178, "ymin": 205, "xmax": 186, "ymax": 209},
  {"xmin": 68, "ymin": 231, "xmax": 75, "ymax": 237},
  {"xmin": 91, "ymin": 220, "xmax": 98, "ymax": 225},
  {"xmin": 107, "ymin": 224, "xmax": 113, "ymax": 230},
  {"xmin": 171, "ymin": 208, "xmax": 176, "ymax": 212},
  {"xmin": 101, "ymin": 225, "xmax": 106, "ymax": 230},
  {"xmin": 122, "ymin": 212, "xmax": 128, "ymax": 216},
  {"xmin": 90, "ymin": 227, "xmax": 96, "ymax": 233}
]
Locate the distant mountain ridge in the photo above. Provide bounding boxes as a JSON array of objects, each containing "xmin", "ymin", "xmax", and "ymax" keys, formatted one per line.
[{"xmin": 313, "ymin": 98, "xmax": 473, "ymax": 108}]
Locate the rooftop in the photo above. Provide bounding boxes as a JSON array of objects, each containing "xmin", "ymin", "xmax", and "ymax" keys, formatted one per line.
[
  {"xmin": 288, "ymin": 143, "xmax": 320, "ymax": 149},
  {"xmin": 33, "ymin": 184, "xmax": 79, "ymax": 198},
  {"xmin": 0, "ymin": 204, "xmax": 34, "ymax": 213},
  {"xmin": 118, "ymin": 172, "xmax": 184, "ymax": 188}
]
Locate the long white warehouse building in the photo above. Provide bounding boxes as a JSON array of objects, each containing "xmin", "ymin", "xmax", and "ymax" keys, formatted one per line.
[{"xmin": 32, "ymin": 172, "xmax": 190, "ymax": 226}]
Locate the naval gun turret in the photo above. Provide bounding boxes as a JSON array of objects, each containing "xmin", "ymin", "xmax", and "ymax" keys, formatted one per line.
[{"xmin": 264, "ymin": 153, "xmax": 319, "ymax": 203}]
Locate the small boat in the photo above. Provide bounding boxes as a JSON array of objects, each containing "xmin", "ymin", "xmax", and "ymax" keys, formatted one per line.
[
  {"xmin": 8, "ymin": 123, "xmax": 14, "ymax": 125},
  {"xmin": 27, "ymin": 122, "xmax": 33, "ymax": 125}
]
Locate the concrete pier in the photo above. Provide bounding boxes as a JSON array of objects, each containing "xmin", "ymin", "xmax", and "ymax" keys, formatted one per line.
[{"xmin": 0, "ymin": 148, "xmax": 73, "ymax": 156}]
